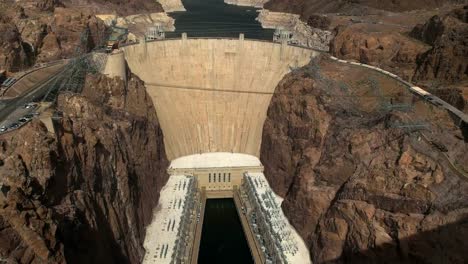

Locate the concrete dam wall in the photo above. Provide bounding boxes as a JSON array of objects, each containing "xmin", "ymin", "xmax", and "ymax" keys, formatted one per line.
[{"xmin": 121, "ymin": 38, "xmax": 317, "ymax": 160}]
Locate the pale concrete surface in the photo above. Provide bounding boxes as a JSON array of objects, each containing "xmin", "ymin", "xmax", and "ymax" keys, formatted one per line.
[
  {"xmin": 122, "ymin": 38, "xmax": 317, "ymax": 160},
  {"xmin": 169, "ymin": 152, "xmax": 262, "ymax": 169},
  {"xmin": 39, "ymin": 117, "xmax": 55, "ymax": 134},
  {"xmin": 224, "ymin": 0, "xmax": 267, "ymax": 7},
  {"xmin": 167, "ymin": 152, "xmax": 264, "ymax": 192},
  {"xmin": 143, "ymin": 175, "xmax": 197, "ymax": 264},
  {"xmin": 157, "ymin": 0, "xmax": 186, "ymax": 12},
  {"xmin": 102, "ymin": 50, "xmax": 127, "ymax": 82}
]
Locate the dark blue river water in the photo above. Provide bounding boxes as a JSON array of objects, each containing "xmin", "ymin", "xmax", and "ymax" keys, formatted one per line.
[
  {"xmin": 167, "ymin": 0, "xmax": 274, "ymax": 39},
  {"xmin": 198, "ymin": 199, "xmax": 253, "ymax": 264}
]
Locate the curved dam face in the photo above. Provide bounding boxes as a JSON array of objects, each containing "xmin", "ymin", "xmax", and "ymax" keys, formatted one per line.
[{"xmin": 122, "ymin": 38, "xmax": 317, "ymax": 160}]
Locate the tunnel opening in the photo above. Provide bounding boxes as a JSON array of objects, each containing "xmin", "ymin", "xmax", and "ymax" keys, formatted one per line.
[{"xmin": 198, "ymin": 198, "xmax": 253, "ymax": 264}]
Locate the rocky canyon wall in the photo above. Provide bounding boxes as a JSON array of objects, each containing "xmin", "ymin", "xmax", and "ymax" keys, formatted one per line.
[
  {"xmin": 260, "ymin": 56, "xmax": 468, "ymax": 263},
  {"xmin": 329, "ymin": 5, "xmax": 468, "ymax": 112},
  {"xmin": 0, "ymin": 3, "xmax": 107, "ymax": 72},
  {"xmin": 0, "ymin": 73, "xmax": 169, "ymax": 263}
]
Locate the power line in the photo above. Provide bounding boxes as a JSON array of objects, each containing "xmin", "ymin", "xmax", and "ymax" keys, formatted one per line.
[{"xmin": 144, "ymin": 82, "xmax": 417, "ymax": 98}]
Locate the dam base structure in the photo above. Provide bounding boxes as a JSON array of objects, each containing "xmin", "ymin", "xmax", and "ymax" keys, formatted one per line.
[{"xmin": 105, "ymin": 34, "xmax": 317, "ymax": 263}]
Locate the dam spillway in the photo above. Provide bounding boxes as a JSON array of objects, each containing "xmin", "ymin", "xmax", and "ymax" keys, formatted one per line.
[{"xmin": 120, "ymin": 37, "xmax": 317, "ymax": 160}]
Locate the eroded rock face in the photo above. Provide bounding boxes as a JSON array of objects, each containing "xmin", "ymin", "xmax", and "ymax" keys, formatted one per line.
[
  {"xmin": 260, "ymin": 57, "xmax": 468, "ymax": 263},
  {"xmin": 330, "ymin": 24, "xmax": 430, "ymax": 80},
  {"xmin": 0, "ymin": 19, "xmax": 31, "ymax": 72},
  {"xmin": 0, "ymin": 0, "xmax": 165, "ymax": 71},
  {"xmin": 0, "ymin": 122, "xmax": 65, "ymax": 263},
  {"xmin": 263, "ymin": 0, "xmax": 457, "ymax": 21},
  {"xmin": 0, "ymin": 73, "xmax": 169, "ymax": 263},
  {"xmin": 35, "ymin": 7, "xmax": 107, "ymax": 62},
  {"xmin": 65, "ymin": 0, "xmax": 164, "ymax": 16},
  {"xmin": 412, "ymin": 6, "xmax": 468, "ymax": 84}
]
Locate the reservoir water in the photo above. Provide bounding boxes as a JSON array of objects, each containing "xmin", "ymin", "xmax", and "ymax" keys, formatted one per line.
[
  {"xmin": 198, "ymin": 199, "xmax": 253, "ymax": 264},
  {"xmin": 167, "ymin": 0, "xmax": 274, "ymax": 39}
]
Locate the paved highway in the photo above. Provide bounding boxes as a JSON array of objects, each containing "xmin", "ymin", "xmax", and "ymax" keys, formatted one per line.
[{"xmin": 0, "ymin": 63, "xmax": 69, "ymax": 132}]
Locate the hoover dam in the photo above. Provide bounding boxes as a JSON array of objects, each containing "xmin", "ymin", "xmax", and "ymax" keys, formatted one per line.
[
  {"xmin": 103, "ymin": 36, "xmax": 317, "ymax": 263},
  {"xmin": 2, "ymin": 0, "xmax": 468, "ymax": 262},
  {"xmin": 119, "ymin": 36, "xmax": 317, "ymax": 159}
]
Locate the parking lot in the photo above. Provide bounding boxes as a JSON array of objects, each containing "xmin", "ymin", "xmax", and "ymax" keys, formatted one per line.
[{"xmin": 0, "ymin": 102, "xmax": 44, "ymax": 134}]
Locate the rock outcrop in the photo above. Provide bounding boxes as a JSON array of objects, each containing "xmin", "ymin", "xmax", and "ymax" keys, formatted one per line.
[
  {"xmin": 261, "ymin": 57, "xmax": 468, "ymax": 263},
  {"xmin": 330, "ymin": 24, "xmax": 431, "ymax": 80},
  {"xmin": 77, "ymin": 0, "xmax": 164, "ymax": 15},
  {"xmin": 412, "ymin": 5, "xmax": 468, "ymax": 84},
  {"xmin": 0, "ymin": 0, "xmax": 166, "ymax": 72},
  {"xmin": 35, "ymin": 7, "xmax": 107, "ymax": 62},
  {"xmin": 0, "ymin": 1, "xmax": 116, "ymax": 71},
  {"xmin": 263, "ymin": 0, "xmax": 460, "ymax": 21},
  {"xmin": 0, "ymin": 20, "xmax": 31, "ymax": 72},
  {"xmin": 0, "ymin": 73, "xmax": 169, "ymax": 263}
]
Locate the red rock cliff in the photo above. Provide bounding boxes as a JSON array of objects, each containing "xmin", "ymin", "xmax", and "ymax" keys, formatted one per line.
[
  {"xmin": 260, "ymin": 56, "xmax": 468, "ymax": 263},
  {"xmin": 0, "ymin": 73, "xmax": 169, "ymax": 263}
]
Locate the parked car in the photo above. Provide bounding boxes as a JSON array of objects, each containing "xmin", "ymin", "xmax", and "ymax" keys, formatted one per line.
[
  {"xmin": 24, "ymin": 102, "xmax": 38, "ymax": 109},
  {"xmin": 18, "ymin": 117, "xmax": 28, "ymax": 123},
  {"xmin": 0, "ymin": 126, "xmax": 7, "ymax": 132},
  {"xmin": 9, "ymin": 123, "xmax": 19, "ymax": 129},
  {"xmin": 24, "ymin": 114, "xmax": 34, "ymax": 119}
]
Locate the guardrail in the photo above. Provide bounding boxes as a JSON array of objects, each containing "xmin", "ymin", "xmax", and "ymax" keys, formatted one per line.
[{"xmin": 118, "ymin": 34, "xmax": 327, "ymax": 53}]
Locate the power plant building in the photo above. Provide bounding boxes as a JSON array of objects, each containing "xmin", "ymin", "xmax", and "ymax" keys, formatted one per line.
[
  {"xmin": 143, "ymin": 175, "xmax": 198, "ymax": 264},
  {"xmin": 240, "ymin": 172, "xmax": 311, "ymax": 264}
]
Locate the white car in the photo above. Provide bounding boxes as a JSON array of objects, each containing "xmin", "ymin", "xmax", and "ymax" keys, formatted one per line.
[
  {"xmin": 24, "ymin": 103, "xmax": 38, "ymax": 109},
  {"xmin": 0, "ymin": 126, "xmax": 7, "ymax": 132}
]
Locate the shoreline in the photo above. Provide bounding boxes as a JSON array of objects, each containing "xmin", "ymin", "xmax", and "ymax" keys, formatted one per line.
[{"xmin": 256, "ymin": 9, "xmax": 332, "ymax": 51}]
